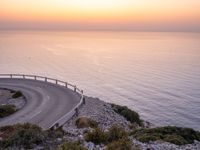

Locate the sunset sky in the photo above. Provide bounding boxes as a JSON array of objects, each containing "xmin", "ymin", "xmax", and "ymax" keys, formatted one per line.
[{"xmin": 0, "ymin": 0, "xmax": 200, "ymax": 31}]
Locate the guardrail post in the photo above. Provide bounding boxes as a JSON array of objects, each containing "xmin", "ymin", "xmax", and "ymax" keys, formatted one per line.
[
  {"xmin": 55, "ymin": 80, "xmax": 58, "ymax": 84},
  {"xmin": 74, "ymin": 86, "xmax": 76, "ymax": 92},
  {"xmin": 75, "ymin": 108, "xmax": 79, "ymax": 117},
  {"xmin": 45, "ymin": 77, "xmax": 47, "ymax": 82},
  {"xmin": 23, "ymin": 75, "xmax": 25, "ymax": 79},
  {"xmin": 34, "ymin": 76, "xmax": 36, "ymax": 80},
  {"xmin": 10, "ymin": 74, "xmax": 12, "ymax": 78},
  {"xmin": 65, "ymin": 83, "xmax": 68, "ymax": 88},
  {"xmin": 83, "ymin": 96, "xmax": 86, "ymax": 105}
]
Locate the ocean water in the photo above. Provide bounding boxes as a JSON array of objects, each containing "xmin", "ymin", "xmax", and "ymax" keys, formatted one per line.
[{"xmin": 0, "ymin": 31, "xmax": 200, "ymax": 130}]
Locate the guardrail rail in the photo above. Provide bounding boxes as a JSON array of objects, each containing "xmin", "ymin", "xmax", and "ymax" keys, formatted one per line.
[{"xmin": 0, "ymin": 74, "xmax": 85, "ymax": 130}]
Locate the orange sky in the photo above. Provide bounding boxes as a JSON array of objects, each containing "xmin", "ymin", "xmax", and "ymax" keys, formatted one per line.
[{"xmin": 0, "ymin": 0, "xmax": 200, "ymax": 31}]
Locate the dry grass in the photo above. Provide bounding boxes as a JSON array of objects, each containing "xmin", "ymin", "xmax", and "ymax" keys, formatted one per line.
[{"xmin": 75, "ymin": 117, "xmax": 98, "ymax": 128}]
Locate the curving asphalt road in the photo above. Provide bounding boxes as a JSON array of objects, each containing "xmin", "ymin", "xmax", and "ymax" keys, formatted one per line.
[{"xmin": 0, "ymin": 78, "xmax": 80, "ymax": 129}]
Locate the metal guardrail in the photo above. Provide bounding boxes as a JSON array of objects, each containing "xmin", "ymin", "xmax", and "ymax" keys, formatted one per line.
[{"xmin": 0, "ymin": 74, "xmax": 84, "ymax": 130}]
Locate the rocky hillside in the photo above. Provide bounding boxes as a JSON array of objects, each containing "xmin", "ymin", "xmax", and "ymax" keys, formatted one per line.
[{"xmin": 0, "ymin": 96, "xmax": 199, "ymax": 150}]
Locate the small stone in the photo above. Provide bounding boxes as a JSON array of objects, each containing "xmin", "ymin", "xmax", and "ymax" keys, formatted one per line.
[
  {"xmin": 87, "ymin": 142, "xmax": 95, "ymax": 150},
  {"xmin": 56, "ymin": 138, "xmax": 62, "ymax": 143}
]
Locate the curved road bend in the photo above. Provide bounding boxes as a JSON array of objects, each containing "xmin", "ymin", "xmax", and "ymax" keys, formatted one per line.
[{"xmin": 0, "ymin": 78, "xmax": 80, "ymax": 129}]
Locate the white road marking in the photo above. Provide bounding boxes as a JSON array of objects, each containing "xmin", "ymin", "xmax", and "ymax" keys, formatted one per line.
[
  {"xmin": 36, "ymin": 87, "xmax": 50, "ymax": 107},
  {"xmin": 29, "ymin": 110, "xmax": 42, "ymax": 119}
]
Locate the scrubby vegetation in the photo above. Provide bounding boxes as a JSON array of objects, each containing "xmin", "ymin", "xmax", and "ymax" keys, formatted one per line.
[
  {"xmin": 75, "ymin": 117, "xmax": 98, "ymax": 128},
  {"xmin": 106, "ymin": 137, "xmax": 133, "ymax": 150},
  {"xmin": 85, "ymin": 127, "xmax": 108, "ymax": 144},
  {"xmin": 0, "ymin": 123, "xmax": 199, "ymax": 149},
  {"xmin": 12, "ymin": 91, "xmax": 23, "ymax": 98},
  {"xmin": 85, "ymin": 125, "xmax": 136, "ymax": 150},
  {"xmin": 57, "ymin": 141, "xmax": 87, "ymax": 150},
  {"xmin": 0, "ymin": 123, "xmax": 46, "ymax": 149},
  {"xmin": 0, "ymin": 123, "xmax": 66, "ymax": 149},
  {"xmin": 107, "ymin": 125, "xmax": 128, "ymax": 142},
  {"xmin": 131, "ymin": 126, "xmax": 200, "ymax": 145},
  {"xmin": 46, "ymin": 127, "xmax": 66, "ymax": 139},
  {"xmin": 0, "ymin": 104, "xmax": 17, "ymax": 118},
  {"xmin": 106, "ymin": 126, "xmax": 134, "ymax": 150},
  {"xmin": 111, "ymin": 104, "xmax": 143, "ymax": 126}
]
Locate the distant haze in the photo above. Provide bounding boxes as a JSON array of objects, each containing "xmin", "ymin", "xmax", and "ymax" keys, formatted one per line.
[{"xmin": 0, "ymin": 0, "xmax": 200, "ymax": 31}]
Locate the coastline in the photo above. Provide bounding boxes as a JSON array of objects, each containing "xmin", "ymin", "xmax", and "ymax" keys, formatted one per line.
[
  {"xmin": 62, "ymin": 96, "xmax": 200, "ymax": 150},
  {"xmin": 0, "ymin": 87, "xmax": 200, "ymax": 149}
]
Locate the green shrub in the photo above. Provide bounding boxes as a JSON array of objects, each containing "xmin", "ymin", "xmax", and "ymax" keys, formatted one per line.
[
  {"xmin": 131, "ymin": 126, "xmax": 200, "ymax": 145},
  {"xmin": 137, "ymin": 134, "xmax": 160, "ymax": 143},
  {"xmin": 0, "ymin": 105, "xmax": 16, "ymax": 118},
  {"xmin": 0, "ymin": 123, "xmax": 47, "ymax": 149},
  {"xmin": 163, "ymin": 134, "xmax": 188, "ymax": 145},
  {"xmin": 111, "ymin": 104, "xmax": 142, "ymax": 126},
  {"xmin": 12, "ymin": 91, "xmax": 23, "ymax": 98},
  {"xmin": 85, "ymin": 125, "xmax": 130, "ymax": 145},
  {"xmin": 85, "ymin": 128, "xmax": 108, "ymax": 144},
  {"xmin": 9, "ymin": 124, "xmax": 46, "ymax": 149},
  {"xmin": 57, "ymin": 141, "xmax": 86, "ymax": 150},
  {"xmin": 106, "ymin": 137, "xmax": 133, "ymax": 150},
  {"xmin": 75, "ymin": 117, "xmax": 98, "ymax": 128},
  {"xmin": 107, "ymin": 125, "xmax": 128, "ymax": 142},
  {"xmin": 46, "ymin": 127, "xmax": 66, "ymax": 140}
]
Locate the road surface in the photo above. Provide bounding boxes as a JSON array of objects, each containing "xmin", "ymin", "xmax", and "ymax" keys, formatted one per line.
[{"xmin": 0, "ymin": 78, "xmax": 80, "ymax": 129}]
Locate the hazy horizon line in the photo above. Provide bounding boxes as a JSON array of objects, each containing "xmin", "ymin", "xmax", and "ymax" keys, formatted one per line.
[{"xmin": 0, "ymin": 28, "xmax": 200, "ymax": 33}]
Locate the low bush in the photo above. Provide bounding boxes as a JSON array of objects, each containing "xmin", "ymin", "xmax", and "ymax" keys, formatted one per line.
[
  {"xmin": 0, "ymin": 123, "xmax": 47, "ymax": 149},
  {"xmin": 85, "ymin": 125, "xmax": 130, "ymax": 145},
  {"xmin": 106, "ymin": 137, "xmax": 133, "ymax": 150},
  {"xmin": 0, "ymin": 105, "xmax": 17, "ymax": 118},
  {"xmin": 111, "ymin": 104, "xmax": 142, "ymax": 126},
  {"xmin": 85, "ymin": 128, "xmax": 108, "ymax": 144},
  {"xmin": 163, "ymin": 134, "xmax": 188, "ymax": 145},
  {"xmin": 75, "ymin": 117, "xmax": 98, "ymax": 128},
  {"xmin": 46, "ymin": 127, "xmax": 66, "ymax": 140},
  {"xmin": 0, "ymin": 123, "xmax": 71, "ymax": 149},
  {"xmin": 131, "ymin": 126, "xmax": 200, "ymax": 145},
  {"xmin": 57, "ymin": 141, "xmax": 86, "ymax": 150},
  {"xmin": 107, "ymin": 125, "xmax": 128, "ymax": 142},
  {"xmin": 12, "ymin": 91, "xmax": 23, "ymax": 98}
]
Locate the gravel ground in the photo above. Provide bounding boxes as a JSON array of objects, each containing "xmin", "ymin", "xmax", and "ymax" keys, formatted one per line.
[
  {"xmin": 64, "ymin": 96, "xmax": 131, "ymax": 127},
  {"xmin": 63, "ymin": 96, "xmax": 131, "ymax": 138}
]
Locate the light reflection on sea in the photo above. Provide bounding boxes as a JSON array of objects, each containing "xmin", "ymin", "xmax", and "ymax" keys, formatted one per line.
[{"xmin": 0, "ymin": 31, "xmax": 200, "ymax": 130}]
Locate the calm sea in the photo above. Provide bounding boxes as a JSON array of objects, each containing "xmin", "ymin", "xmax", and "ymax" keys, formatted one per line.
[{"xmin": 0, "ymin": 31, "xmax": 200, "ymax": 130}]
